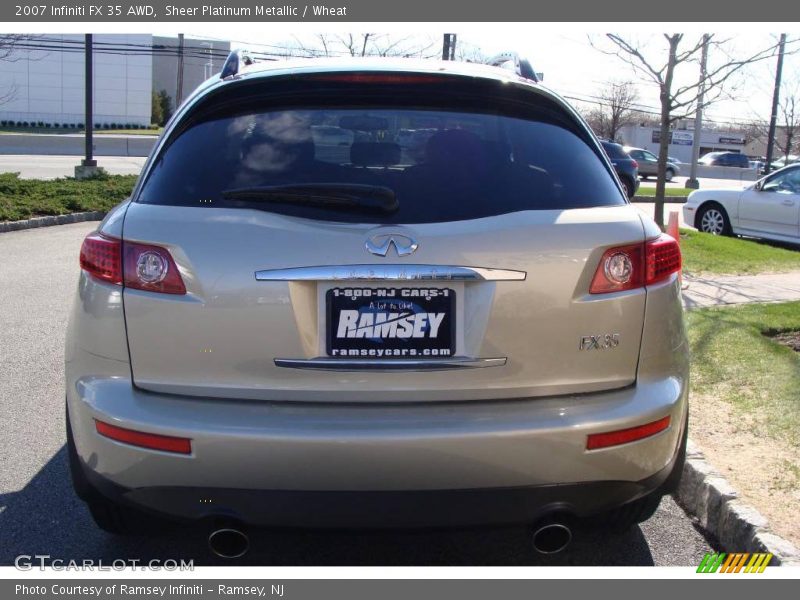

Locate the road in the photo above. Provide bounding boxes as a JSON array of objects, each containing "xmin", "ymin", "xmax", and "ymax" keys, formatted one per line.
[
  {"xmin": 0, "ymin": 222, "xmax": 718, "ymax": 566},
  {"xmin": 0, "ymin": 154, "xmax": 146, "ymax": 179}
]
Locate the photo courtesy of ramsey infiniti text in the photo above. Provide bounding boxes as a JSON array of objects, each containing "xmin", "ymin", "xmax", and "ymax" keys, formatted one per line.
[{"xmin": 66, "ymin": 51, "xmax": 687, "ymax": 557}]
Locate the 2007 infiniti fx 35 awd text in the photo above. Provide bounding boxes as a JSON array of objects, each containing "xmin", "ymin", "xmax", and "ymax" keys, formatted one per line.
[{"xmin": 66, "ymin": 53, "xmax": 687, "ymax": 557}]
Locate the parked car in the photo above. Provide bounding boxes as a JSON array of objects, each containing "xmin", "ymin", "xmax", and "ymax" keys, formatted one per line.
[
  {"xmin": 698, "ymin": 151, "xmax": 750, "ymax": 168},
  {"xmin": 683, "ymin": 164, "xmax": 800, "ymax": 241},
  {"xmin": 623, "ymin": 146, "xmax": 681, "ymax": 181},
  {"xmin": 67, "ymin": 55, "xmax": 688, "ymax": 556},
  {"xmin": 600, "ymin": 140, "xmax": 640, "ymax": 198}
]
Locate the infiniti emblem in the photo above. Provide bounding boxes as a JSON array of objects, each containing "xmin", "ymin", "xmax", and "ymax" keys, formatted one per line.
[{"xmin": 365, "ymin": 233, "xmax": 419, "ymax": 257}]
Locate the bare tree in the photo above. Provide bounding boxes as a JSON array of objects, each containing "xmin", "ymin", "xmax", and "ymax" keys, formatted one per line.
[
  {"xmin": 777, "ymin": 87, "xmax": 800, "ymax": 161},
  {"xmin": 587, "ymin": 81, "xmax": 640, "ymax": 141},
  {"xmin": 745, "ymin": 74, "xmax": 800, "ymax": 163},
  {"xmin": 0, "ymin": 35, "xmax": 33, "ymax": 105},
  {"xmin": 278, "ymin": 33, "xmax": 440, "ymax": 59},
  {"xmin": 592, "ymin": 34, "xmax": 794, "ymax": 227}
]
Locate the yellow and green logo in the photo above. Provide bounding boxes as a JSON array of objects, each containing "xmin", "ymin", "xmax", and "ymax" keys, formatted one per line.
[{"xmin": 697, "ymin": 552, "xmax": 773, "ymax": 573}]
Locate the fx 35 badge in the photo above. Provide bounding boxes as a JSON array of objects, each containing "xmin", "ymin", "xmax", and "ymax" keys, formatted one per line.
[{"xmin": 580, "ymin": 334, "xmax": 620, "ymax": 350}]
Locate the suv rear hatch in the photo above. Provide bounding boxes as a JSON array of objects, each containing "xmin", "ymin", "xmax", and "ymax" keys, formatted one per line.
[{"xmin": 120, "ymin": 71, "xmax": 647, "ymax": 402}]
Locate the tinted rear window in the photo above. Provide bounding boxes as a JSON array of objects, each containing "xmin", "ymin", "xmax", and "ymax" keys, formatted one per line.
[
  {"xmin": 601, "ymin": 142, "xmax": 628, "ymax": 159},
  {"xmin": 137, "ymin": 106, "xmax": 624, "ymax": 223}
]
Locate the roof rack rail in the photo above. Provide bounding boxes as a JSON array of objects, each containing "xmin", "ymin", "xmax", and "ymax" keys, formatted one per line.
[
  {"xmin": 220, "ymin": 49, "xmax": 256, "ymax": 79},
  {"xmin": 486, "ymin": 52, "xmax": 542, "ymax": 83}
]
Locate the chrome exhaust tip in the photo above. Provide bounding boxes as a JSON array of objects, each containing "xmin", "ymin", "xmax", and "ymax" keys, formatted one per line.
[
  {"xmin": 208, "ymin": 527, "xmax": 249, "ymax": 559},
  {"xmin": 531, "ymin": 522, "xmax": 572, "ymax": 554}
]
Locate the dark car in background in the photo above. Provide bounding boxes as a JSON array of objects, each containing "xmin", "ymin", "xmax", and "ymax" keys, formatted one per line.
[
  {"xmin": 698, "ymin": 151, "xmax": 750, "ymax": 168},
  {"xmin": 601, "ymin": 140, "xmax": 639, "ymax": 198}
]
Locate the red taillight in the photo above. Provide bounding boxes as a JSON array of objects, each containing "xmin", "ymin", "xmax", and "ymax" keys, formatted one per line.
[
  {"xmin": 79, "ymin": 232, "xmax": 186, "ymax": 295},
  {"xmin": 95, "ymin": 420, "xmax": 192, "ymax": 454},
  {"xmin": 589, "ymin": 243, "xmax": 644, "ymax": 294},
  {"xmin": 586, "ymin": 416, "xmax": 671, "ymax": 450},
  {"xmin": 645, "ymin": 234, "xmax": 682, "ymax": 284},
  {"xmin": 80, "ymin": 233, "xmax": 122, "ymax": 285},
  {"xmin": 631, "ymin": 159, "xmax": 639, "ymax": 169},
  {"xmin": 589, "ymin": 234, "xmax": 681, "ymax": 294},
  {"xmin": 123, "ymin": 241, "xmax": 186, "ymax": 295}
]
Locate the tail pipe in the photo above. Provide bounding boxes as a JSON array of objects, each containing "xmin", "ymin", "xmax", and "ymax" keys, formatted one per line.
[
  {"xmin": 531, "ymin": 518, "xmax": 572, "ymax": 554},
  {"xmin": 208, "ymin": 526, "xmax": 250, "ymax": 559}
]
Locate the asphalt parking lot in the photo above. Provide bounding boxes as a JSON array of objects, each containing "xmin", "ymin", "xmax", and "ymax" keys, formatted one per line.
[{"xmin": 0, "ymin": 222, "xmax": 719, "ymax": 566}]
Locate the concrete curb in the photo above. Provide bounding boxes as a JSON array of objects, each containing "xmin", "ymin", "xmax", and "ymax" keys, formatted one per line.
[
  {"xmin": 0, "ymin": 211, "xmax": 106, "ymax": 233},
  {"xmin": 632, "ymin": 195, "xmax": 687, "ymax": 203},
  {"xmin": 676, "ymin": 439, "xmax": 800, "ymax": 565}
]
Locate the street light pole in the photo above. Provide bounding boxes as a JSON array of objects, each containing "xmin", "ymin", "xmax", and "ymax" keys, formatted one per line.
[
  {"xmin": 686, "ymin": 34, "xmax": 709, "ymax": 190},
  {"xmin": 764, "ymin": 33, "xmax": 787, "ymax": 175},
  {"xmin": 82, "ymin": 33, "xmax": 96, "ymax": 168}
]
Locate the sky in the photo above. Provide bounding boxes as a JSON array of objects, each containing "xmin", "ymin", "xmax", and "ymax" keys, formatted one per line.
[
  {"xmin": 178, "ymin": 26, "xmax": 800, "ymax": 128},
  {"xmin": 5, "ymin": 21, "xmax": 797, "ymax": 127}
]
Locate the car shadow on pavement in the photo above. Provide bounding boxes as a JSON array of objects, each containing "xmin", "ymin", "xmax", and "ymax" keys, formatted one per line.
[{"xmin": 0, "ymin": 446, "xmax": 675, "ymax": 567}]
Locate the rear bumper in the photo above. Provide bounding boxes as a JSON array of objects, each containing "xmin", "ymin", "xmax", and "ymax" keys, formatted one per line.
[
  {"xmin": 79, "ymin": 443, "xmax": 684, "ymax": 528},
  {"xmin": 67, "ymin": 363, "xmax": 688, "ymax": 526}
]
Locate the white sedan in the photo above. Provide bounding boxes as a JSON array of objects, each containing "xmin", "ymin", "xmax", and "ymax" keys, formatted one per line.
[{"xmin": 683, "ymin": 164, "xmax": 800, "ymax": 243}]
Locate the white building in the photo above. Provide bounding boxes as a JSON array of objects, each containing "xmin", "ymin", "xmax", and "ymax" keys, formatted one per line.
[
  {"xmin": 0, "ymin": 34, "xmax": 153, "ymax": 127},
  {"xmin": 618, "ymin": 124, "xmax": 751, "ymax": 162}
]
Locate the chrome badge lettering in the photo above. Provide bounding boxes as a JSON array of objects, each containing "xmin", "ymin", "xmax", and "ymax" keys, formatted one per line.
[{"xmin": 580, "ymin": 334, "xmax": 620, "ymax": 350}]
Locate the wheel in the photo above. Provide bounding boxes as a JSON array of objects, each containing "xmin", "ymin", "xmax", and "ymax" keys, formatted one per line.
[
  {"xmin": 66, "ymin": 402, "xmax": 153, "ymax": 535},
  {"xmin": 622, "ymin": 178, "xmax": 635, "ymax": 199},
  {"xmin": 600, "ymin": 492, "xmax": 664, "ymax": 532},
  {"xmin": 696, "ymin": 203, "xmax": 732, "ymax": 235},
  {"xmin": 664, "ymin": 168, "xmax": 675, "ymax": 182},
  {"xmin": 595, "ymin": 411, "xmax": 688, "ymax": 532}
]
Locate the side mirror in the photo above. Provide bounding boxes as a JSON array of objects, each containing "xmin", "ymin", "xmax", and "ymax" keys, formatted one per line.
[{"xmin": 754, "ymin": 181, "xmax": 762, "ymax": 191}]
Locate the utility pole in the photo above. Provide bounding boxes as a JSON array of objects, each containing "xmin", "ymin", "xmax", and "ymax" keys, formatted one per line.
[
  {"xmin": 442, "ymin": 33, "xmax": 451, "ymax": 61},
  {"xmin": 75, "ymin": 34, "xmax": 100, "ymax": 178},
  {"xmin": 686, "ymin": 34, "xmax": 709, "ymax": 190},
  {"xmin": 176, "ymin": 33, "xmax": 185, "ymax": 106},
  {"xmin": 764, "ymin": 34, "xmax": 786, "ymax": 175}
]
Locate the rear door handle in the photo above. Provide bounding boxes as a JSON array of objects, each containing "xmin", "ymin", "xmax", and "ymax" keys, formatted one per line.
[{"xmin": 782, "ymin": 199, "xmax": 796, "ymax": 206}]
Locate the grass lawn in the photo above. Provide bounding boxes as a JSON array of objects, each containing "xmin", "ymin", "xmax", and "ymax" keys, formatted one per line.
[
  {"xmin": 687, "ymin": 301, "xmax": 800, "ymax": 543},
  {"xmin": 636, "ymin": 186, "xmax": 692, "ymax": 197},
  {"xmin": 680, "ymin": 228, "xmax": 800, "ymax": 275},
  {"xmin": 0, "ymin": 172, "xmax": 136, "ymax": 222},
  {"xmin": 688, "ymin": 302, "xmax": 800, "ymax": 444}
]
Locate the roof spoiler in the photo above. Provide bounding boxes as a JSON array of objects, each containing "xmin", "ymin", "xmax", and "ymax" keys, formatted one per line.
[
  {"xmin": 486, "ymin": 52, "xmax": 542, "ymax": 83},
  {"xmin": 220, "ymin": 49, "xmax": 257, "ymax": 79}
]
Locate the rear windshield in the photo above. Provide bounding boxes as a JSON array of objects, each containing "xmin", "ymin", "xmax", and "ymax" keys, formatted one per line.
[
  {"xmin": 602, "ymin": 142, "xmax": 628, "ymax": 159},
  {"xmin": 137, "ymin": 107, "xmax": 625, "ymax": 223}
]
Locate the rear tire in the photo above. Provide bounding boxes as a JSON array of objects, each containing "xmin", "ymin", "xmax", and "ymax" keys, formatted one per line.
[
  {"xmin": 601, "ymin": 493, "xmax": 664, "ymax": 531},
  {"xmin": 696, "ymin": 203, "xmax": 732, "ymax": 236},
  {"xmin": 622, "ymin": 178, "xmax": 635, "ymax": 199},
  {"xmin": 66, "ymin": 401, "xmax": 154, "ymax": 535},
  {"xmin": 596, "ymin": 411, "xmax": 688, "ymax": 532},
  {"xmin": 665, "ymin": 168, "xmax": 675, "ymax": 182}
]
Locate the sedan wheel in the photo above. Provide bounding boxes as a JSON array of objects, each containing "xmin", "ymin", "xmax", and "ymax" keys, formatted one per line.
[
  {"xmin": 698, "ymin": 206, "xmax": 729, "ymax": 235},
  {"xmin": 665, "ymin": 168, "xmax": 674, "ymax": 182}
]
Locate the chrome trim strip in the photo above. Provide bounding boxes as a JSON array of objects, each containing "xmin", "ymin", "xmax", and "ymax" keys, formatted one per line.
[
  {"xmin": 255, "ymin": 265, "xmax": 526, "ymax": 282},
  {"xmin": 274, "ymin": 357, "xmax": 507, "ymax": 371}
]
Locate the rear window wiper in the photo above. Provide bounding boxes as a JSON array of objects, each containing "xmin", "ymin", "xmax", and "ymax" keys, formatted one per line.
[{"xmin": 221, "ymin": 183, "xmax": 398, "ymax": 213}]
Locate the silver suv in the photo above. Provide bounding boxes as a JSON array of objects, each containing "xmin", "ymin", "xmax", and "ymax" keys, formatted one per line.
[{"xmin": 66, "ymin": 55, "xmax": 688, "ymax": 556}]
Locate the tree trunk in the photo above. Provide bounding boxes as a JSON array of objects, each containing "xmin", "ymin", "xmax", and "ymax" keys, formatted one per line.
[{"xmin": 654, "ymin": 36, "xmax": 680, "ymax": 230}]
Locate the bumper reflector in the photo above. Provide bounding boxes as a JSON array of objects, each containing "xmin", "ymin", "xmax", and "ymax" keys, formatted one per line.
[
  {"xmin": 586, "ymin": 416, "xmax": 671, "ymax": 450},
  {"xmin": 95, "ymin": 420, "xmax": 192, "ymax": 454}
]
